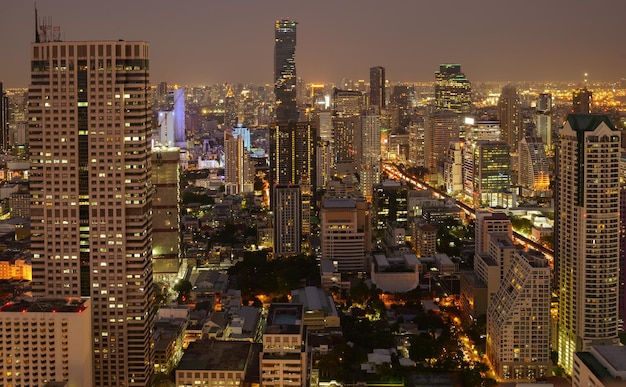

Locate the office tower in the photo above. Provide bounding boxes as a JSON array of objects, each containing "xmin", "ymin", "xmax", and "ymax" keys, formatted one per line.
[
  {"xmin": 572, "ymin": 88, "xmax": 592, "ymax": 113},
  {"xmin": 518, "ymin": 137, "xmax": 549, "ymax": 196},
  {"xmin": 373, "ymin": 180, "xmax": 408, "ymax": 231},
  {"xmin": 0, "ymin": 298, "xmax": 94, "ymax": 386},
  {"xmin": 497, "ymin": 85, "xmax": 521, "ymax": 151},
  {"xmin": 443, "ymin": 141, "xmax": 463, "ymax": 195},
  {"xmin": 360, "ymin": 109, "xmax": 381, "ymax": 201},
  {"xmin": 434, "ymin": 63, "xmax": 472, "ymax": 114},
  {"xmin": 487, "ymin": 250, "xmax": 552, "ymax": 381},
  {"xmin": 424, "ymin": 110, "xmax": 460, "ymax": 184},
  {"xmin": 273, "ymin": 185, "xmax": 301, "ymax": 257},
  {"xmin": 156, "ymin": 81, "xmax": 168, "ymax": 109},
  {"xmin": 316, "ymin": 111, "xmax": 333, "ymax": 189},
  {"xmin": 260, "ymin": 303, "xmax": 307, "ymax": 386},
  {"xmin": 389, "ymin": 84, "xmax": 413, "ymax": 131},
  {"xmin": 332, "ymin": 88, "xmax": 364, "ymax": 117},
  {"xmin": 556, "ymin": 114, "xmax": 620, "ymax": 374},
  {"xmin": 369, "ymin": 66, "xmax": 385, "ymax": 111},
  {"xmin": 224, "ymin": 87, "xmax": 237, "ymax": 128},
  {"xmin": 535, "ymin": 93, "xmax": 552, "ymax": 150},
  {"xmin": 274, "ymin": 19, "xmax": 298, "ymax": 124},
  {"xmin": 152, "ymin": 147, "xmax": 181, "ymax": 284},
  {"xmin": 473, "ymin": 140, "xmax": 511, "ymax": 208},
  {"xmin": 463, "ymin": 118, "xmax": 501, "ymax": 142},
  {"xmin": 320, "ymin": 197, "xmax": 371, "ymax": 272},
  {"xmin": 29, "ymin": 40, "xmax": 154, "ymax": 386},
  {"xmin": 224, "ymin": 126, "xmax": 253, "ymax": 195},
  {"xmin": 0, "ymin": 82, "xmax": 8, "ymax": 152}
]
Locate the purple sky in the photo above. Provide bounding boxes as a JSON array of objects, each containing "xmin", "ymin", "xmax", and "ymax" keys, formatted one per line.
[{"xmin": 1, "ymin": 0, "xmax": 626, "ymax": 88}]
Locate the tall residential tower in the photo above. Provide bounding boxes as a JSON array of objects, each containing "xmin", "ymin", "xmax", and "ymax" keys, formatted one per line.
[
  {"xmin": 29, "ymin": 39, "xmax": 154, "ymax": 386},
  {"xmin": 556, "ymin": 114, "xmax": 620, "ymax": 374}
]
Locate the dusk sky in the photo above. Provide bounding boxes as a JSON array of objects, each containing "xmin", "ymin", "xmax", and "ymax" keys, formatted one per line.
[{"xmin": 1, "ymin": 0, "xmax": 626, "ymax": 88}]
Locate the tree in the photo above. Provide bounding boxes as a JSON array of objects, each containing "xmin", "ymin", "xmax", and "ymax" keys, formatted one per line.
[{"xmin": 173, "ymin": 279, "xmax": 193, "ymax": 303}]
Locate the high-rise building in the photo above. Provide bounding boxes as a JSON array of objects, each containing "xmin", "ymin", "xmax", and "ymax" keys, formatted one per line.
[
  {"xmin": 369, "ymin": 66, "xmax": 385, "ymax": 111},
  {"xmin": 475, "ymin": 211, "xmax": 512, "ymax": 255},
  {"xmin": 518, "ymin": 137, "xmax": 550, "ymax": 196},
  {"xmin": 152, "ymin": 147, "xmax": 181, "ymax": 284},
  {"xmin": 360, "ymin": 109, "xmax": 381, "ymax": 201},
  {"xmin": 273, "ymin": 185, "xmax": 302, "ymax": 257},
  {"xmin": 0, "ymin": 82, "xmax": 9, "ymax": 152},
  {"xmin": 373, "ymin": 180, "xmax": 408, "ymax": 232},
  {"xmin": 535, "ymin": 93, "xmax": 553, "ymax": 151},
  {"xmin": 443, "ymin": 141, "xmax": 463, "ymax": 195},
  {"xmin": 224, "ymin": 125, "xmax": 253, "ymax": 195},
  {"xmin": 556, "ymin": 114, "xmax": 620, "ymax": 374},
  {"xmin": 0, "ymin": 298, "xmax": 94, "ymax": 386},
  {"xmin": 473, "ymin": 140, "xmax": 511, "ymax": 208},
  {"xmin": 572, "ymin": 88, "xmax": 592, "ymax": 113},
  {"xmin": 434, "ymin": 64, "xmax": 472, "ymax": 114},
  {"xmin": 156, "ymin": 88, "xmax": 186, "ymax": 148},
  {"xmin": 269, "ymin": 120, "xmax": 317, "ymax": 189},
  {"xmin": 320, "ymin": 197, "xmax": 371, "ymax": 272},
  {"xmin": 424, "ymin": 110, "xmax": 460, "ymax": 184},
  {"xmin": 332, "ymin": 88, "xmax": 364, "ymax": 118},
  {"xmin": 497, "ymin": 85, "xmax": 521, "ymax": 151},
  {"xmin": 29, "ymin": 40, "xmax": 154, "ymax": 386},
  {"xmin": 487, "ymin": 250, "xmax": 552, "ymax": 381},
  {"xmin": 274, "ymin": 19, "xmax": 298, "ymax": 124}
]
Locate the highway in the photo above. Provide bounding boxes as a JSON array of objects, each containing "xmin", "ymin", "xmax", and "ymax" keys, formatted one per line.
[{"xmin": 383, "ymin": 163, "xmax": 554, "ymax": 263}]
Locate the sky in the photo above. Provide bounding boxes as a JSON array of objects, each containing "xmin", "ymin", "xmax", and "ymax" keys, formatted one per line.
[{"xmin": 1, "ymin": 0, "xmax": 626, "ymax": 88}]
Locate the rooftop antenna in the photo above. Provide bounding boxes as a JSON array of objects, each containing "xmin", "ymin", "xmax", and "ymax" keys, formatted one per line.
[
  {"xmin": 584, "ymin": 73, "xmax": 588, "ymax": 87},
  {"xmin": 34, "ymin": 3, "xmax": 40, "ymax": 43}
]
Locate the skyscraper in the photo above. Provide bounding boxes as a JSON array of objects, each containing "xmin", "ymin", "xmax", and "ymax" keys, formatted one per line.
[
  {"xmin": 274, "ymin": 184, "xmax": 302, "ymax": 257},
  {"xmin": 434, "ymin": 64, "xmax": 472, "ymax": 114},
  {"xmin": 497, "ymin": 85, "xmax": 521, "ymax": 151},
  {"xmin": 0, "ymin": 82, "xmax": 9, "ymax": 152},
  {"xmin": 556, "ymin": 114, "xmax": 620, "ymax": 374},
  {"xmin": 274, "ymin": 19, "xmax": 298, "ymax": 124},
  {"xmin": 369, "ymin": 66, "xmax": 385, "ymax": 111},
  {"xmin": 518, "ymin": 137, "xmax": 549, "ymax": 196},
  {"xmin": 572, "ymin": 88, "xmax": 592, "ymax": 113},
  {"xmin": 535, "ymin": 93, "xmax": 553, "ymax": 151},
  {"xmin": 473, "ymin": 140, "xmax": 511, "ymax": 208},
  {"xmin": 424, "ymin": 110, "xmax": 460, "ymax": 184},
  {"xmin": 29, "ymin": 40, "xmax": 154, "ymax": 386},
  {"xmin": 360, "ymin": 109, "xmax": 382, "ymax": 201}
]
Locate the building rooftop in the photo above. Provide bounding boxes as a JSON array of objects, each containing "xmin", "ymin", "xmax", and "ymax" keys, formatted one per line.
[
  {"xmin": 567, "ymin": 113, "xmax": 616, "ymax": 132},
  {"xmin": 265, "ymin": 303, "xmax": 303, "ymax": 335},
  {"xmin": 322, "ymin": 197, "xmax": 356, "ymax": 209},
  {"xmin": 0, "ymin": 297, "xmax": 88, "ymax": 313},
  {"xmin": 592, "ymin": 345, "xmax": 626, "ymax": 373},
  {"xmin": 177, "ymin": 340, "xmax": 252, "ymax": 371}
]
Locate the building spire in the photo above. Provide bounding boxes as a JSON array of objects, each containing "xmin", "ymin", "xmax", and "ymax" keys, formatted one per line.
[{"xmin": 34, "ymin": 3, "xmax": 40, "ymax": 43}]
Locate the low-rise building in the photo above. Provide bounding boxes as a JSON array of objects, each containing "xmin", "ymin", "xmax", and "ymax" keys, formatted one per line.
[
  {"xmin": 371, "ymin": 253, "xmax": 420, "ymax": 293},
  {"xmin": 175, "ymin": 340, "xmax": 256, "ymax": 387},
  {"xmin": 290, "ymin": 286, "xmax": 339, "ymax": 331}
]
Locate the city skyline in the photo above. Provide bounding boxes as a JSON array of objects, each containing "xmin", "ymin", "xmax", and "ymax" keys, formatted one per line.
[{"xmin": 2, "ymin": 0, "xmax": 626, "ymax": 88}]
